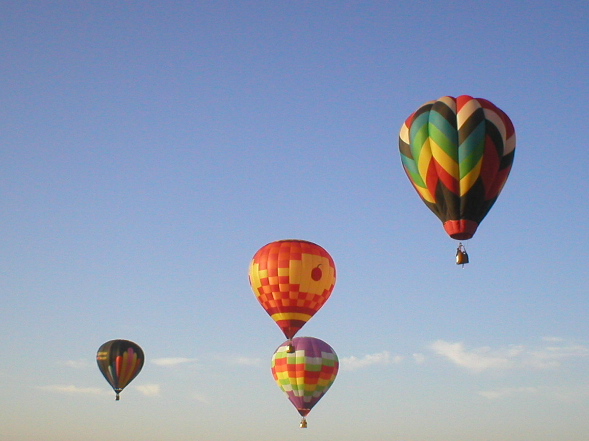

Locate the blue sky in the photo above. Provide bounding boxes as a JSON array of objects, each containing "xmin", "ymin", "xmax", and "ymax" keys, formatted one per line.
[{"xmin": 1, "ymin": 1, "xmax": 588, "ymax": 440}]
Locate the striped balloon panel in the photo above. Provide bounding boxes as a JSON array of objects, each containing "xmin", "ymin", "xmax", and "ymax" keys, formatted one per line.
[
  {"xmin": 249, "ymin": 240, "xmax": 336, "ymax": 339},
  {"xmin": 96, "ymin": 339, "xmax": 144, "ymax": 394},
  {"xmin": 399, "ymin": 95, "xmax": 515, "ymax": 240},
  {"xmin": 271, "ymin": 337, "xmax": 339, "ymax": 417}
]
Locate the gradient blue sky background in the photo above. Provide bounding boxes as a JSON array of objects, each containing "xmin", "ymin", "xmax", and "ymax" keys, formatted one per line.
[{"xmin": 1, "ymin": 1, "xmax": 588, "ymax": 440}]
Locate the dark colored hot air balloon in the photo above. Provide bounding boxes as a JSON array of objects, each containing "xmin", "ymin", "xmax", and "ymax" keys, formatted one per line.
[
  {"xmin": 96, "ymin": 339, "xmax": 144, "ymax": 400},
  {"xmin": 271, "ymin": 336, "xmax": 339, "ymax": 428},
  {"xmin": 249, "ymin": 240, "xmax": 336, "ymax": 342},
  {"xmin": 399, "ymin": 95, "xmax": 516, "ymax": 251}
]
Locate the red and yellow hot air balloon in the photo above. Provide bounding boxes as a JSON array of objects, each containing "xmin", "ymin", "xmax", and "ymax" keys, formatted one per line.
[
  {"xmin": 399, "ymin": 95, "xmax": 516, "ymax": 262},
  {"xmin": 249, "ymin": 240, "xmax": 336, "ymax": 341},
  {"xmin": 96, "ymin": 339, "xmax": 144, "ymax": 400},
  {"xmin": 271, "ymin": 336, "xmax": 339, "ymax": 428}
]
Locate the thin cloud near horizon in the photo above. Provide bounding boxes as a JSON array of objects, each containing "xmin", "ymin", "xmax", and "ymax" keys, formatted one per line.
[
  {"xmin": 430, "ymin": 338, "xmax": 589, "ymax": 373},
  {"xmin": 38, "ymin": 384, "xmax": 108, "ymax": 396},
  {"xmin": 340, "ymin": 351, "xmax": 403, "ymax": 371},
  {"xmin": 152, "ymin": 357, "xmax": 199, "ymax": 367}
]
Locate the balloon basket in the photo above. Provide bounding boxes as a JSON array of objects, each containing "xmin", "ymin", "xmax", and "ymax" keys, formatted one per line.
[
  {"xmin": 455, "ymin": 243, "xmax": 469, "ymax": 267},
  {"xmin": 300, "ymin": 418, "xmax": 307, "ymax": 428}
]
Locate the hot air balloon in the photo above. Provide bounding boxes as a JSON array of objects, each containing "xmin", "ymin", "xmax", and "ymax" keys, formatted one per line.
[
  {"xmin": 271, "ymin": 336, "xmax": 339, "ymax": 428},
  {"xmin": 249, "ymin": 240, "xmax": 336, "ymax": 343},
  {"xmin": 96, "ymin": 339, "xmax": 144, "ymax": 400},
  {"xmin": 399, "ymin": 95, "xmax": 515, "ymax": 262}
]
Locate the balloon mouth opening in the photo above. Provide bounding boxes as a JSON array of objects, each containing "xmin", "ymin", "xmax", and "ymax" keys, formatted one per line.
[
  {"xmin": 443, "ymin": 220, "xmax": 478, "ymax": 240},
  {"xmin": 280, "ymin": 322, "xmax": 306, "ymax": 341},
  {"xmin": 297, "ymin": 408, "xmax": 311, "ymax": 417}
]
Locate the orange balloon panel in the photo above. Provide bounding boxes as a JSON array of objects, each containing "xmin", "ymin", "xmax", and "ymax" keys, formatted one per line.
[{"xmin": 249, "ymin": 240, "xmax": 336, "ymax": 339}]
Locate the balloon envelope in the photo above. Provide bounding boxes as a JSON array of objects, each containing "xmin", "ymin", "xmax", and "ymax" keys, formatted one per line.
[
  {"xmin": 96, "ymin": 339, "xmax": 144, "ymax": 400},
  {"xmin": 399, "ymin": 95, "xmax": 515, "ymax": 240},
  {"xmin": 271, "ymin": 336, "xmax": 339, "ymax": 418},
  {"xmin": 249, "ymin": 240, "xmax": 336, "ymax": 339}
]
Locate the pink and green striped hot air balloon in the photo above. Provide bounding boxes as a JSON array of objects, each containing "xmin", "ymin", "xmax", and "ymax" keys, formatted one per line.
[
  {"xmin": 271, "ymin": 336, "xmax": 338, "ymax": 428},
  {"xmin": 96, "ymin": 339, "xmax": 144, "ymax": 400},
  {"xmin": 399, "ymin": 95, "xmax": 516, "ymax": 262}
]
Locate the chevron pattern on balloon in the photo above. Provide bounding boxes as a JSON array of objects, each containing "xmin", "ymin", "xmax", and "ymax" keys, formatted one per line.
[{"xmin": 399, "ymin": 95, "xmax": 515, "ymax": 240}]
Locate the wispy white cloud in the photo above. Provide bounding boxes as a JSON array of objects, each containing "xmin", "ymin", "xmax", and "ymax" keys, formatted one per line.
[
  {"xmin": 479, "ymin": 386, "xmax": 539, "ymax": 400},
  {"xmin": 412, "ymin": 353, "xmax": 426, "ymax": 364},
  {"xmin": 233, "ymin": 356, "xmax": 262, "ymax": 367},
  {"xmin": 551, "ymin": 384, "xmax": 589, "ymax": 403},
  {"xmin": 191, "ymin": 392, "xmax": 209, "ymax": 404},
  {"xmin": 430, "ymin": 338, "xmax": 589, "ymax": 373},
  {"xmin": 480, "ymin": 385, "xmax": 589, "ymax": 402},
  {"xmin": 152, "ymin": 357, "xmax": 198, "ymax": 367},
  {"xmin": 211, "ymin": 354, "xmax": 262, "ymax": 367},
  {"xmin": 61, "ymin": 359, "xmax": 91, "ymax": 369},
  {"xmin": 340, "ymin": 351, "xmax": 402, "ymax": 371},
  {"xmin": 542, "ymin": 336, "xmax": 564, "ymax": 343},
  {"xmin": 430, "ymin": 340, "xmax": 516, "ymax": 372},
  {"xmin": 135, "ymin": 384, "xmax": 160, "ymax": 397},
  {"xmin": 526, "ymin": 342, "xmax": 589, "ymax": 369},
  {"xmin": 38, "ymin": 384, "xmax": 107, "ymax": 396}
]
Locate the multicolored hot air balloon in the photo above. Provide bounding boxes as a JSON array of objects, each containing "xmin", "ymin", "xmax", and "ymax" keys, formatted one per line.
[
  {"xmin": 271, "ymin": 336, "xmax": 339, "ymax": 428},
  {"xmin": 96, "ymin": 339, "xmax": 144, "ymax": 400},
  {"xmin": 249, "ymin": 240, "xmax": 336, "ymax": 341},
  {"xmin": 399, "ymin": 95, "xmax": 516, "ymax": 255}
]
